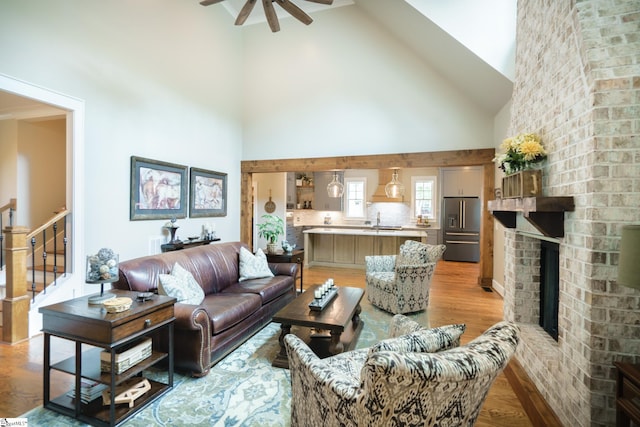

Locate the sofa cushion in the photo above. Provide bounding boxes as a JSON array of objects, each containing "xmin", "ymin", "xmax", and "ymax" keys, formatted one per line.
[
  {"xmin": 222, "ymin": 275, "xmax": 293, "ymax": 304},
  {"xmin": 158, "ymin": 262, "xmax": 205, "ymax": 305},
  {"xmin": 201, "ymin": 293, "xmax": 262, "ymax": 334},
  {"xmin": 369, "ymin": 323, "xmax": 465, "ymax": 355},
  {"xmin": 239, "ymin": 247, "xmax": 274, "ymax": 282}
]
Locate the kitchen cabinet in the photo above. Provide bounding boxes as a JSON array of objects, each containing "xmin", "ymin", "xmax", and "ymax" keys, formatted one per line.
[
  {"xmin": 314, "ymin": 172, "xmax": 343, "ymax": 211},
  {"xmin": 441, "ymin": 167, "xmax": 483, "ymax": 197},
  {"xmin": 305, "ymin": 229, "xmax": 429, "ymax": 268},
  {"xmin": 334, "ymin": 235, "xmax": 356, "ymax": 264}
]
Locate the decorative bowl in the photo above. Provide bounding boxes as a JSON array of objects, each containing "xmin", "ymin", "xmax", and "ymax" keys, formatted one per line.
[{"xmin": 103, "ymin": 297, "xmax": 133, "ymax": 313}]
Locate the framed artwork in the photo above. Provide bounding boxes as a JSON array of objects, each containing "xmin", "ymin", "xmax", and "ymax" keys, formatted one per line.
[
  {"xmin": 189, "ymin": 167, "xmax": 227, "ymax": 217},
  {"xmin": 130, "ymin": 156, "xmax": 188, "ymax": 220}
]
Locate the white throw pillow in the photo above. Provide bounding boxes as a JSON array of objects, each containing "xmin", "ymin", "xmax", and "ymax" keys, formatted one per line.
[
  {"xmin": 158, "ymin": 262, "xmax": 205, "ymax": 305},
  {"xmin": 239, "ymin": 247, "xmax": 274, "ymax": 282}
]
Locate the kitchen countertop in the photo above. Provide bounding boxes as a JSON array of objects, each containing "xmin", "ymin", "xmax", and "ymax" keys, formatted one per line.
[{"xmin": 303, "ymin": 227, "xmax": 429, "ymax": 237}]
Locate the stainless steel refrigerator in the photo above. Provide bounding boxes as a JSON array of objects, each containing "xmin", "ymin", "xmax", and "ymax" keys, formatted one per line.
[{"xmin": 442, "ymin": 197, "xmax": 481, "ymax": 262}]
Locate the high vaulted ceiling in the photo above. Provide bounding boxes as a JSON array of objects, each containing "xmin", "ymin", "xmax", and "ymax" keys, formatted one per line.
[
  {"xmin": 216, "ymin": 0, "xmax": 514, "ymax": 114},
  {"xmin": 1, "ymin": 0, "xmax": 514, "ymax": 118}
]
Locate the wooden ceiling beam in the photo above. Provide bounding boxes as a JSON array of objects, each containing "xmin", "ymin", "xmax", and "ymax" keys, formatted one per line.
[{"xmin": 241, "ymin": 148, "xmax": 496, "ymax": 173}]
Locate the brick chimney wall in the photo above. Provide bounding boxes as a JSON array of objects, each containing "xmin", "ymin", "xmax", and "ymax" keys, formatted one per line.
[{"xmin": 503, "ymin": 1, "xmax": 640, "ymax": 426}]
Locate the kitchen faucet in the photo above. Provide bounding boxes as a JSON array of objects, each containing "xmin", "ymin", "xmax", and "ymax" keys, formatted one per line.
[{"xmin": 376, "ymin": 211, "xmax": 380, "ymax": 227}]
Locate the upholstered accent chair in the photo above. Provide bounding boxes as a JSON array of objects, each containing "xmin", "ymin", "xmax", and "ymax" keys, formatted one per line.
[
  {"xmin": 365, "ymin": 240, "xmax": 446, "ymax": 314},
  {"xmin": 285, "ymin": 318, "xmax": 519, "ymax": 427}
]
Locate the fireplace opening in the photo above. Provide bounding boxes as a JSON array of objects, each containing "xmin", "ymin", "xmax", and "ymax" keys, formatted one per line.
[{"xmin": 540, "ymin": 240, "xmax": 559, "ymax": 341}]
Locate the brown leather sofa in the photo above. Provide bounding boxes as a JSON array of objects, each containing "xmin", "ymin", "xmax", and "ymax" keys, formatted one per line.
[{"xmin": 113, "ymin": 241, "xmax": 298, "ymax": 377}]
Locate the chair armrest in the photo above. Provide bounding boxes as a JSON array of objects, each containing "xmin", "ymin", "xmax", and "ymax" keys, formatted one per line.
[
  {"xmin": 285, "ymin": 334, "xmax": 362, "ymax": 425},
  {"xmin": 364, "ymin": 255, "xmax": 396, "ymax": 272}
]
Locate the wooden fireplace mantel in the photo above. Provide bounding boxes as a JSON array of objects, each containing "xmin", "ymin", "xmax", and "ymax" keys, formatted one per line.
[{"xmin": 488, "ymin": 197, "xmax": 575, "ymax": 238}]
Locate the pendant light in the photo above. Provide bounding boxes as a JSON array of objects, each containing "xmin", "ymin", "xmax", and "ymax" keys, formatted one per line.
[
  {"xmin": 385, "ymin": 169, "xmax": 404, "ymax": 198},
  {"xmin": 327, "ymin": 172, "xmax": 344, "ymax": 198}
]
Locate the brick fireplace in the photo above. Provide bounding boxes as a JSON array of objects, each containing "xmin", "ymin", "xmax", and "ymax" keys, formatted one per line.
[{"xmin": 500, "ymin": 1, "xmax": 640, "ymax": 426}]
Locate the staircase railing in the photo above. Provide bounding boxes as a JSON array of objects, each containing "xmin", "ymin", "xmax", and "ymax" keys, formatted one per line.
[
  {"xmin": 25, "ymin": 207, "xmax": 69, "ymax": 301},
  {"xmin": 0, "ymin": 198, "xmax": 17, "ymax": 269},
  {"xmin": 2, "ymin": 206, "xmax": 71, "ymax": 343}
]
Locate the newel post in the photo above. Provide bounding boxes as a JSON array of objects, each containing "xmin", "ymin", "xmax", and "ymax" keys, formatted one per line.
[{"xmin": 3, "ymin": 226, "xmax": 30, "ymax": 343}]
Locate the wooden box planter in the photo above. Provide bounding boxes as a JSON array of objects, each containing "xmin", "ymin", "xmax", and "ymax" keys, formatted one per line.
[{"xmin": 502, "ymin": 170, "xmax": 542, "ymax": 199}]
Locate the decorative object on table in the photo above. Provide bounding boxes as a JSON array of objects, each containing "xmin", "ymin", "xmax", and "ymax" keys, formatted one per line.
[
  {"xmin": 326, "ymin": 172, "xmax": 344, "ymax": 198},
  {"xmin": 137, "ymin": 292, "xmax": 154, "ymax": 301},
  {"xmin": 163, "ymin": 217, "xmax": 180, "ymax": 243},
  {"xmin": 130, "ymin": 156, "xmax": 188, "ymax": 221},
  {"xmin": 385, "ymin": 168, "xmax": 405, "ymax": 198},
  {"xmin": 189, "ymin": 167, "xmax": 227, "ymax": 218},
  {"xmin": 264, "ymin": 189, "xmax": 276, "ymax": 213},
  {"xmin": 203, "ymin": 222, "xmax": 217, "ymax": 240},
  {"xmin": 281, "ymin": 240, "xmax": 296, "ymax": 254},
  {"xmin": 257, "ymin": 213, "xmax": 284, "ymax": 255},
  {"xmin": 494, "ymin": 133, "xmax": 547, "ymax": 176},
  {"xmin": 618, "ymin": 225, "xmax": 640, "ymax": 289},
  {"xmin": 86, "ymin": 248, "xmax": 119, "ymax": 304},
  {"xmin": 309, "ymin": 279, "xmax": 338, "ymax": 311},
  {"xmin": 102, "ymin": 377, "xmax": 151, "ymax": 408},
  {"xmin": 103, "ymin": 297, "xmax": 133, "ymax": 313}
]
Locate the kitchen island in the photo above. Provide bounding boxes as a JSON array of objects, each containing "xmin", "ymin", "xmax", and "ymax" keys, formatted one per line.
[{"xmin": 303, "ymin": 227, "xmax": 432, "ymax": 269}]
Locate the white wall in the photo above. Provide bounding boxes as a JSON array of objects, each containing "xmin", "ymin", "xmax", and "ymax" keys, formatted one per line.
[
  {"xmin": 253, "ymin": 173, "xmax": 287, "ymax": 251},
  {"xmin": 17, "ymin": 119, "xmax": 66, "ymax": 228},
  {"xmin": 0, "ymin": 1, "xmax": 243, "ymax": 261},
  {"xmin": 241, "ymin": 6, "xmax": 495, "ymax": 160},
  {"xmin": 0, "ymin": 121, "xmax": 17, "ymax": 208}
]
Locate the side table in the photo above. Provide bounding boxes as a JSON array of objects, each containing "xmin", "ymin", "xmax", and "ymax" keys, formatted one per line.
[
  {"xmin": 39, "ymin": 290, "xmax": 176, "ymax": 427},
  {"xmin": 614, "ymin": 362, "xmax": 640, "ymax": 426},
  {"xmin": 266, "ymin": 249, "xmax": 304, "ymax": 293}
]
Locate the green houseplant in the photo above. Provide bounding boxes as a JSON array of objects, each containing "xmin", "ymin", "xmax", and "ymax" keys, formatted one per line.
[{"xmin": 257, "ymin": 214, "xmax": 284, "ymax": 254}]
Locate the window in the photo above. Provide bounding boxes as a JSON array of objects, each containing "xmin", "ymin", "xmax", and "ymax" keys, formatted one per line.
[
  {"xmin": 344, "ymin": 178, "xmax": 366, "ymax": 219},
  {"xmin": 411, "ymin": 176, "xmax": 436, "ymax": 220}
]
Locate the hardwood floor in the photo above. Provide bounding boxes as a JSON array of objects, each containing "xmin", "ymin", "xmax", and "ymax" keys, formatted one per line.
[{"xmin": 0, "ymin": 260, "xmax": 561, "ymax": 425}]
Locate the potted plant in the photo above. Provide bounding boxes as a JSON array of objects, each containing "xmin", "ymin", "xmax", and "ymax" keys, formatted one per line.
[{"xmin": 257, "ymin": 214, "xmax": 284, "ymax": 254}]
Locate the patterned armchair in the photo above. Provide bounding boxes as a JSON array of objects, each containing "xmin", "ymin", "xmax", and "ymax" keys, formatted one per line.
[
  {"xmin": 365, "ymin": 240, "xmax": 446, "ymax": 314},
  {"xmin": 285, "ymin": 318, "xmax": 519, "ymax": 427}
]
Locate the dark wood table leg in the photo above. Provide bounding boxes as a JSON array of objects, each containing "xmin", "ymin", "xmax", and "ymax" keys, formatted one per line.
[
  {"xmin": 272, "ymin": 324, "xmax": 292, "ymax": 368},
  {"xmin": 352, "ymin": 304, "xmax": 362, "ymax": 326},
  {"xmin": 328, "ymin": 329, "xmax": 344, "ymax": 355}
]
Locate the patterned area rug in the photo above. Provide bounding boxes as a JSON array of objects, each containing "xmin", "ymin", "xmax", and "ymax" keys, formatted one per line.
[{"xmin": 21, "ymin": 298, "xmax": 429, "ymax": 426}]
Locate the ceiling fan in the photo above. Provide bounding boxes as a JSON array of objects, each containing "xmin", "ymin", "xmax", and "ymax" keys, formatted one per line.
[{"xmin": 200, "ymin": 0, "xmax": 334, "ymax": 33}]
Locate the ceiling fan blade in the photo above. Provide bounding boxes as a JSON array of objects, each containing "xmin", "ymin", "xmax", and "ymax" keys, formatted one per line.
[
  {"xmin": 262, "ymin": 0, "xmax": 280, "ymax": 32},
  {"xmin": 200, "ymin": 0, "xmax": 225, "ymax": 5},
  {"xmin": 275, "ymin": 0, "xmax": 313, "ymax": 25},
  {"xmin": 235, "ymin": 0, "xmax": 258, "ymax": 25},
  {"xmin": 304, "ymin": 0, "xmax": 333, "ymax": 4}
]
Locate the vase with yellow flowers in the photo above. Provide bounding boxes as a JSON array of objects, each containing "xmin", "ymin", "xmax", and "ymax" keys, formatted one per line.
[{"xmin": 494, "ymin": 133, "xmax": 547, "ymax": 175}]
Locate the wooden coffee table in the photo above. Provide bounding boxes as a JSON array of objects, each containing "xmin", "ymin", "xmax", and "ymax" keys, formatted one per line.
[{"xmin": 272, "ymin": 284, "xmax": 364, "ymax": 368}]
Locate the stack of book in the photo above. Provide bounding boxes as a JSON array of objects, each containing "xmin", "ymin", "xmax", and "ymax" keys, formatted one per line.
[{"xmin": 67, "ymin": 379, "xmax": 109, "ymax": 404}]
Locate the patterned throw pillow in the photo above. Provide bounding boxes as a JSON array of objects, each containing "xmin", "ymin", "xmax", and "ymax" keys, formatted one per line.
[
  {"xmin": 368, "ymin": 323, "xmax": 466, "ymax": 355},
  {"xmin": 158, "ymin": 262, "xmax": 205, "ymax": 305},
  {"xmin": 239, "ymin": 247, "xmax": 274, "ymax": 282}
]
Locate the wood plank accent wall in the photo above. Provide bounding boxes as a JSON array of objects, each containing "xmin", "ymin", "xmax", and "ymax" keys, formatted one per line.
[{"xmin": 240, "ymin": 148, "xmax": 496, "ymax": 287}]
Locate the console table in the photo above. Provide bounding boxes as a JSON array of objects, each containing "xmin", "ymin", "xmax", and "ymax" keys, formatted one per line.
[
  {"xmin": 161, "ymin": 238, "xmax": 220, "ymax": 252},
  {"xmin": 614, "ymin": 362, "xmax": 640, "ymax": 426},
  {"xmin": 39, "ymin": 290, "xmax": 176, "ymax": 426},
  {"xmin": 266, "ymin": 249, "xmax": 304, "ymax": 293}
]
